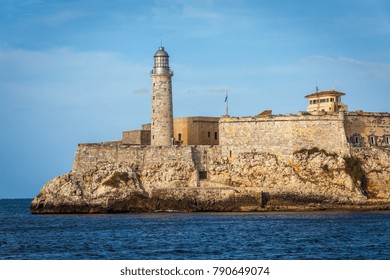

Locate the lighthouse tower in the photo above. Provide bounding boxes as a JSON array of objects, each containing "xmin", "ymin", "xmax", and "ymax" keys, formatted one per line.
[{"xmin": 150, "ymin": 46, "xmax": 174, "ymax": 146}]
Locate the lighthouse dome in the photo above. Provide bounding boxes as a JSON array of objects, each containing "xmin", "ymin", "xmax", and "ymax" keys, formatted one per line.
[{"xmin": 154, "ymin": 47, "xmax": 169, "ymax": 57}]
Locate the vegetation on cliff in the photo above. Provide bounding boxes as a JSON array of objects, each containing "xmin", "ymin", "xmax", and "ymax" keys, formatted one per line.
[
  {"xmin": 343, "ymin": 156, "xmax": 368, "ymax": 196},
  {"xmin": 293, "ymin": 147, "xmax": 337, "ymax": 158},
  {"xmin": 103, "ymin": 172, "xmax": 130, "ymax": 188}
]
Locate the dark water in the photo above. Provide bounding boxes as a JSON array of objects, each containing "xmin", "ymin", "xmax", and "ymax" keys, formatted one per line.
[{"xmin": 1, "ymin": 199, "xmax": 390, "ymax": 260}]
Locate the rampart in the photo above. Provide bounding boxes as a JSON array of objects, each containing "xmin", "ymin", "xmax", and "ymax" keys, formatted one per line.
[
  {"xmin": 219, "ymin": 113, "xmax": 349, "ymax": 157},
  {"xmin": 73, "ymin": 142, "xmax": 194, "ymax": 174},
  {"xmin": 345, "ymin": 112, "xmax": 390, "ymax": 148}
]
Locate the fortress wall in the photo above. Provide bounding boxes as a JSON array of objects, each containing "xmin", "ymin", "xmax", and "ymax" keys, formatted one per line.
[
  {"xmin": 143, "ymin": 145, "xmax": 194, "ymax": 164},
  {"xmin": 72, "ymin": 142, "xmax": 196, "ymax": 174},
  {"xmin": 219, "ymin": 114, "xmax": 349, "ymax": 157},
  {"xmin": 191, "ymin": 145, "xmax": 222, "ymax": 171},
  {"xmin": 72, "ymin": 142, "xmax": 145, "ymax": 173},
  {"xmin": 345, "ymin": 112, "xmax": 390, "ymax": 148}
]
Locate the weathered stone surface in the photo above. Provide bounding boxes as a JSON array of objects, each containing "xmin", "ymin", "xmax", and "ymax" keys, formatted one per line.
[
  {"xmin": 30, "ymin": 144, "xmax": 390, "ymax": 214},
  {"xmin": 351, "ymin": 147, "xmax": 390, "ymax": 199},
  {"xmin": 219, "ymin": 114, "xmax": 350, "ymax": 156}
]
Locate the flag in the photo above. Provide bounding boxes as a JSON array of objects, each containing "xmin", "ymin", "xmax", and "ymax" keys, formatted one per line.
[{"xmin": 224, "ymin": 93, "xmax": 228, "ymax": 102}]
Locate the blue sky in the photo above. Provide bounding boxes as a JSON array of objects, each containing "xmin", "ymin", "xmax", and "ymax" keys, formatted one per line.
[{"xmin": 1, "ymin": 0, "xmax": 390, "ymax": 198}]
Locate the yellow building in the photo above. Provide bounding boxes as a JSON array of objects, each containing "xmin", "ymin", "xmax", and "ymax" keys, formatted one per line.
[
  {"xmin": 305, "ymin": 90, "xmax": 348, "ymax": 113},
  {"xmin": 174, "ymin": 117, "xmax": 219, "ymax": 145},
  {"xmin": 123, "ymin": 117, "xmax": 219, "ymax": 146}
]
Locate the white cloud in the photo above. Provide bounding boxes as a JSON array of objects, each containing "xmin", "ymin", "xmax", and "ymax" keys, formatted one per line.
[
  {"xmin": 132, "ymin": 88, "xmax": 149, "ymax": 94},
  {"xmin": 42, "ymin": 9, "xmax": 88, "ymax": 26},
  {"xmin": 302, "ymin": 56, "xmax": 390, "ymax": 79},
  {"xmin": 210, "ymin": 88, "xmax": 229, "ymax": 93},
  {"xmin": 0, "ymin": 47, "xmax": 151, "ymax": 125},
  {"xmin": 182, "ymin": 6, "xmax": 223, "ymax": 21}
]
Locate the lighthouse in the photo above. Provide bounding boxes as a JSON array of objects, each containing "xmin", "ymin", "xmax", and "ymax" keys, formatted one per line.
[{"xmin": 150, "ymin": 46, "xmax": 174, "ymax": 146}]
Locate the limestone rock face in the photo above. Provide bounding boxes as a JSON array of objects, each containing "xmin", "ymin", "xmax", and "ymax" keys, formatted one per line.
[
  {"xmin": 31, "ymin": 163, "xmax": 147, "ymax": 213},
  {"xmin": 208, "ymin": 149, "xmax": 367, "ymax": 207},
  {"xmin": 30, "ymin": 144, "xmax": 390, "ymax": 214},
  {"xmin": 352, "ymin": 148, "xmax": 390, "ymax": 199}
]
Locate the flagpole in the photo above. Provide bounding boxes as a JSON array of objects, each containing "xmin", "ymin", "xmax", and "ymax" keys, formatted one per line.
[{"xmin": 225, "ymin": 90, "xmax": 229, "ymax": 117}]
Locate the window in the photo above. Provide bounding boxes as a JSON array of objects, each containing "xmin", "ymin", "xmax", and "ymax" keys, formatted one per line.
[
  {"xmin": 214, "ymin": 132, "xmax": 218, "ymax": 140},
  {"xmin": 385, "ymin": 136, "xmax": 390, "ymax": 145},
  {"xmin": 353, "ymin": 135, "xmax": 361, "ymax": 146},
  {"xmin": 178, "ymin": 133, "xmax": 182, "ymax": 141},
  {"xmin": 330, "ymin": 98, "xmax": 334, "ymax": 102},
  {"xmin": 208, "ymin": 131, "xmax": 211, "ymax": 138},
  {"xmin": 153, "ymin": 83, "xmax": 155, "ymax": 87},
  {"xmin": 369, "ymin": 135, "xmax": 377, "ymax": 146},
  {"xmin": 199, "ymin": 171, "xmax": 207, "ymax": 180}
]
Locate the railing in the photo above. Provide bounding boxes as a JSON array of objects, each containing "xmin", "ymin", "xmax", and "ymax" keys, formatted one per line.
[{"xmin": 150, "ymin": 69, "xmax": 174, "ymax": 75}]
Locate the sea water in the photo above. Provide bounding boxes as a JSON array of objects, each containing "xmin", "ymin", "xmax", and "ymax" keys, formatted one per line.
[{"xmin": 1, "ymin": 199, "xmax": 390, "ymax": 260}]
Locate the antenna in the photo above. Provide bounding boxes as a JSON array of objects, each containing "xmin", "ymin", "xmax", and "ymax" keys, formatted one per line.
[{"xmin": 160, "ymin": 39, "xmax": 163, "ymax": 47}]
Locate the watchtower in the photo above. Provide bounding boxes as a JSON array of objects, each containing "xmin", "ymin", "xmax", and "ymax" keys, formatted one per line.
[
  {"xmin": 305, "ymin": 89, "xmax": 348, "ymax": 113},
  {"xmin": 150, "ymin": 46, "xmax": 174, "ymax": 146}
]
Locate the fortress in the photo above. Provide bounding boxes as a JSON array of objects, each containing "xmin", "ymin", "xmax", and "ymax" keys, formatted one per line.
[
  {"xmin": 122, "ymin": 47, "xmax": 390, "ymax": 153},
  {"xmin": 31, "ymin": 47, "xmax": 390, "ymax": 213}
]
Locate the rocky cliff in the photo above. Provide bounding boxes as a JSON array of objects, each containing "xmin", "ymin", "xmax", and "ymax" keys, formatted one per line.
[{"xmin": 30, "ymin": 143, "xmax": 390, "ymax": 213}]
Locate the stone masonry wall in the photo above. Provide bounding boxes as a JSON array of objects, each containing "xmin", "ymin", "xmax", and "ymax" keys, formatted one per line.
[
  {"xmin": 122, "ymin": 130, "xmax": 151, "ymax": 145},
  {"xmin": 72, "ymin": 142, "xmax": 144, "ymax": 173},
  {"xmin": 219, "ymin": 113, "xmax": 350, "ymax": 157},
  {"xmin": 73, "ymin": 142, "xmax": 194, "ymax": 174},
  {"xmin": 151, "ymin": 74, "xmax": 174, "ymax": 146},
  {"xmin": 345, "ymin": 112, "xmax": 390, "ymax": 148}
]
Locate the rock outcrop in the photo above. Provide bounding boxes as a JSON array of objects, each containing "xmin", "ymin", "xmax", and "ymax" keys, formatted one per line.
[{"xmin": 30, "ymin": 143, "xmax": 390, "ymax": 213}]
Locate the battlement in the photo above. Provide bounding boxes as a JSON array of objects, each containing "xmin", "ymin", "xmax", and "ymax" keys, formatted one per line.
[
  {"xmin": 346, "ymin": 111, "xmax": 390, "ymax": 117},
  {"xmin": 220, "ymin": 112, "xmax": 343, "ymax": 123}
]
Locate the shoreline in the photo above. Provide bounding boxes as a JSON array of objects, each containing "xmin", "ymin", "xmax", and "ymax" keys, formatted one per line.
[{"xmin": 29, "ymin": 201, "xmax": 390, "ymax": 214}]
